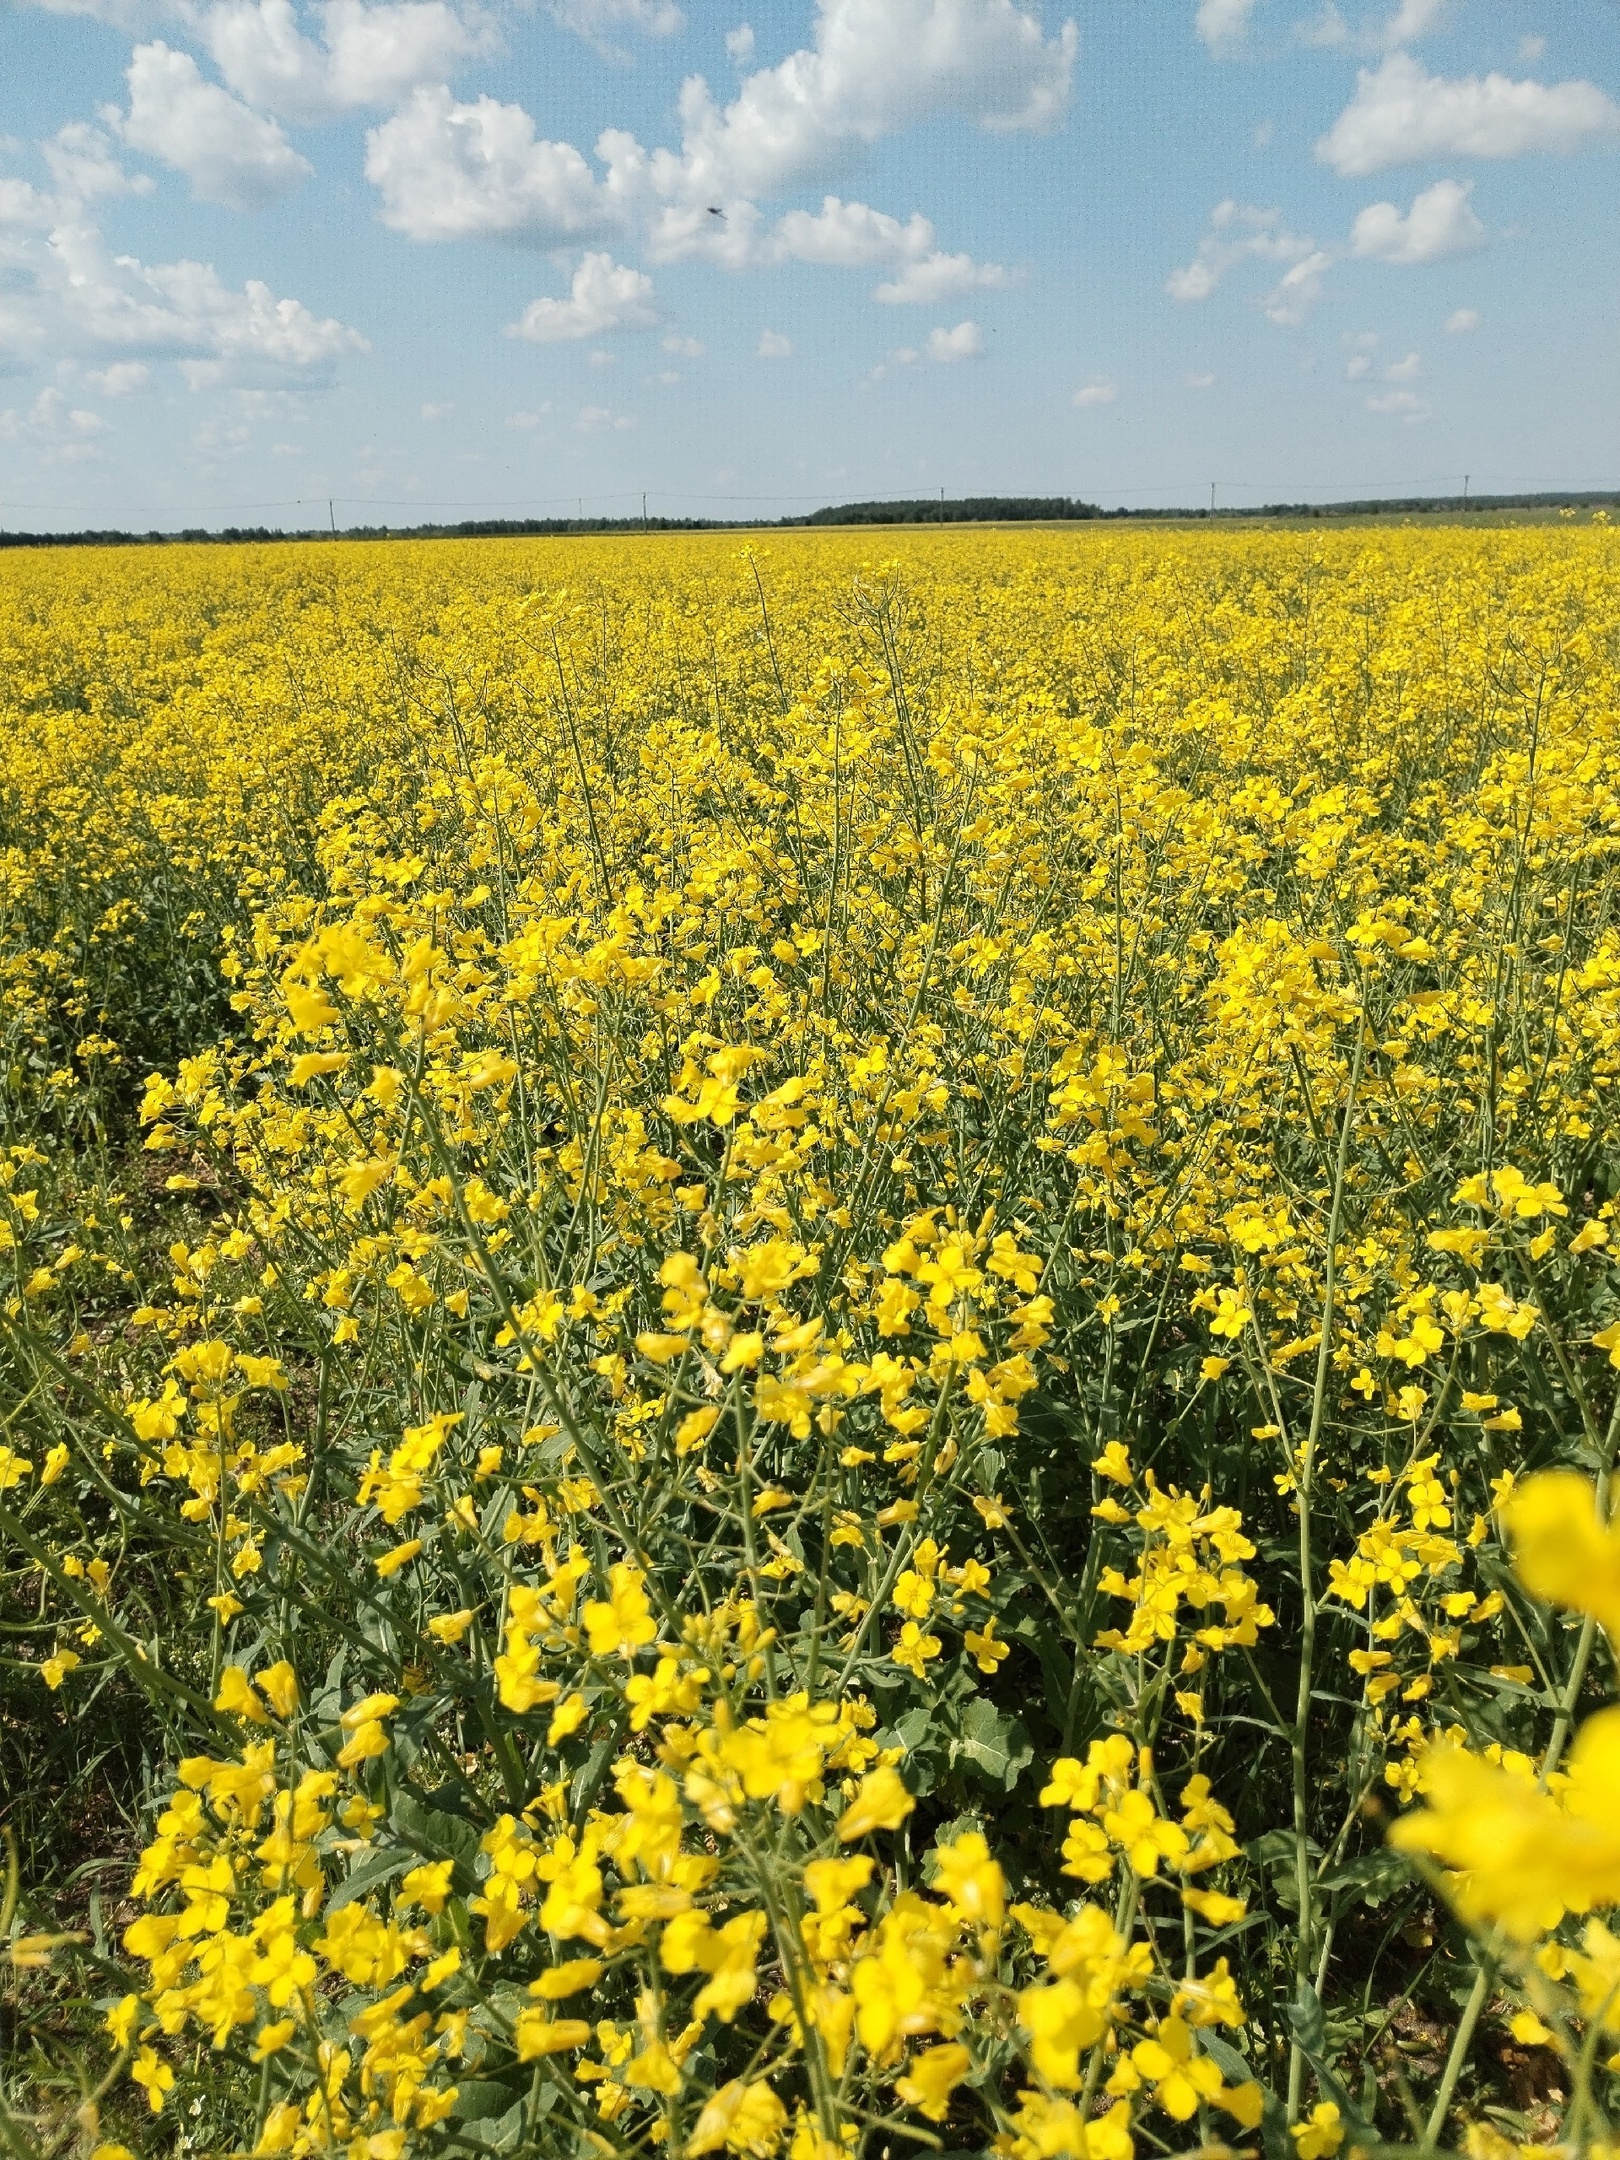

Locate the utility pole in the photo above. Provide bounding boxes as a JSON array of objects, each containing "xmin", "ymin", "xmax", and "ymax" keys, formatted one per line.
[
  {"xmin": 328, "ymin": 497, "xmax": 336, "ymax": 535},
  {"xmin": 642, "ymin": 491, "xmax": 648, "ymax": 532},
  {"xmin": 1210, "ymin": 481, "xmax": 1216, "ymax": 516},
  {"xmin": 1463, "ymin": 473, "xmax": 1470, "ymax": 508},
  {"xmin": 940, "ymin": 485, "xmax": 945, "ymax": 522}
]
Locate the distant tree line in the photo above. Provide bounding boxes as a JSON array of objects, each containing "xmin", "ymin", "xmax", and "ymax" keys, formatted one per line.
[
  {"xmin": 800, "ymin": 497, "xmax": 1100, "ymax": 524},
  {"xmin": 1246, "ymin": 493, "xmax": 1618, "ymax": 518},
  {"xmin": 1, "ymin": 492, "xmax": 1616, "ymax": 549}
]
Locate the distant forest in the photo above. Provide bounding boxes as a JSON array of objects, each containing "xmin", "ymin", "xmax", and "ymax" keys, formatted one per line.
[{"xmin": 800, "ymin": 497, "xmax": 1099, "ymax": 524}]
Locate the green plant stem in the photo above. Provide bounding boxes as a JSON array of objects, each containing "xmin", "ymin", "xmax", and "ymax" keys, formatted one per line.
[
  {"xmin": 1287, "ymin": 1021, "xmax": 1364, "ymax": 2126},
  {"xmin": 1419, "ymin": 1390, "xmax": 1620, "ymax": 2153}
]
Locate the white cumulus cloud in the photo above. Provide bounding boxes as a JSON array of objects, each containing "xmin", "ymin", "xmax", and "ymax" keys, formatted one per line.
[
  {"xmin": 928, "ymin": 318, "xmax": 983, "ymax": 360},
  {"xmin": 83, "ymin": 359, "xmax": 151, "ymax": 394},
  {"xmin": 1263, "ymin": 246, "xmax": 1331, "ymax": 324},
  {"xmin": 1350, "ymin": 176, "xmax": 1485, "ymax": 262},
  {"xmin": 197, "ymin": 0, "xmax": 496, "ymax": 125},
  {"xmin": 1318, "ymin": 52, "xmax": 1620, "ymax": 175},
  {"xmin": 0, "ymin": 385, "xmax": 108, "ymax": 461},
  {"xmin": 641, "ymin": 197, "xmax": 773, "ymax": 269},
  {"xmin": 760, "ymin": 195, "xmax": 1013, "ymax": 299},
  {"xmin": 771, "ymin": 194, "xmax": 936, "ymax": 267},
  {"xmin": 9, "ymin": 0, "xmax": 169, "ymax": 25},
  {"xmin": 1365, "ymin": 385, "xmax": 1426, "ymax": 419},
  {"xmin": 1072, "ymin": 375, "xmax": 1116, "ymax": 405},
  {"xmin": 1445, "ymin": 305, "xmax": 1479, "ymax": 333},
  {"xmin": 663, "ymin": 0, "xmax": 1077, "ymax": 206},
  {"xmin": 1195, "ymin": 0, "xmax": 1255, "ymax": 51},
  {"xmin": 873, "ymin": 250, "xmax": 1016, "ymax": 303},
  {"xmin": 1171, "ymin": 176, "xmax": 1488, "ymax": 329},
  {"xmin": 365, "ymin": 84, "xmax": 623, "ymax": 242},
  {"xmin": 0, "ymin": 211, "xmax": 366, "ymax": 382},
  {"xmin": 507, "ymin": 253, "xmax": 658, "ymax": 342},
  {"xmin": 757, "ymin": 327, "xmax": 794, "ymax": 356},
  {"xmin": 548, "ymin": 0, "xmax": 682, "ymax": 46},
  {"xmin": 43, "ymin": 122, "xmax": 154, "ymax": 202},
  {"xmin": 872, "ymin": 343, "xmax": 918, "ymax": 375},
  {"xmin": 1302, "ymin": 0, "xmax": 1449, "ymax": 53},
  {"xmin": 640, "ymin": 192, "xmax": 1017, "ymax": 299},
  {"xmin": 366, "ymin": 0, "xmax": 1073, "ymax": 255},
  {"xmin": 1167, "ymin": 200, "xmax": 1318, "ymax": 303},
  {"xmin": 0, "ymin": 177, "xmax": 53, "ymax": 236},
  {"xmin": 117, "ymin": 41, "xmax": 312, "ymax": 210},
  {"xmin": 1380, "ymin": 0, "xmax": 1447, "ymax": 46}
]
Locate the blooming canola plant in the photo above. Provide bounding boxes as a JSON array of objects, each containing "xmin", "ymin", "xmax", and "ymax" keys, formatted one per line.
[{"xmin": 0, "ymin": 524, "xmax": 1619, "ymax": 2156}]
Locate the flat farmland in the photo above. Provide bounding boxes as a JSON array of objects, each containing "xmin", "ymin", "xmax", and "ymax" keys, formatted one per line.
[{"xmin": 2, "ymin": 525, "xmax": 1618, "ymax": 2159}]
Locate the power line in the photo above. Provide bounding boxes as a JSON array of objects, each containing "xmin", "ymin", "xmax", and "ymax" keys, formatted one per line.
[{"xmin": 1, "ymin": 474, "xmax": 1616, "ymax": 524}]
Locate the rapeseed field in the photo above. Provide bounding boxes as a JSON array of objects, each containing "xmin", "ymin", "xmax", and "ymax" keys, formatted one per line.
[{"xmin": 2, "ymin": 523, "xmax": 1619, "ymax": 2160}]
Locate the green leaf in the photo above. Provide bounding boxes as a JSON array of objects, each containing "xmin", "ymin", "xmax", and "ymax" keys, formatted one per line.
[
  {"xmin": 391, "ymin": 1788, "xmax": 484, "ymax": 1893},
  {"xmin": 893, "ymin": 1706, "xmax": 936, "ymax": 1752},
  {"xmin": 949, "ymin": 1696, "xmax": 1034, "ymax": 1792},
  {"xmin": 451, "ymin": 2083, "xmax": 526, "ymax": 2151},
  {"xmin": 1019, "ymin": 1614, "xmax": 1080, "ymax": 1728},
  {"xmin": 1317, "ymin": 1847, "xmax": 1409, "ymax": 1910},
  {"xmin": 310, "ymin": 1644, "xmax": 348, "ymax": 1728},
  {"xmin": 325, "ymin": 1848, "xmax": 411, "ymax": 1915},
  {"xmin": 1287, "ymin": 1979, "xmax": 1327, "ymax": 2061},
  {"xmin": 1199, "ymin": 2034, "xmax": 1288, "ymax": 2160},
  {"xmin": 1283, "ymin": 1982, "xmax": 1374, "ymax": 2140},
  {"xmin": 1247, "ymin": 1829, "xmax": 1322, "ymax": 1914}
]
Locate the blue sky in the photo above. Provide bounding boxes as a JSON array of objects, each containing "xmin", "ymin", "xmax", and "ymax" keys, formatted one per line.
[{"xmin": 1, "ymin": 0, "xmax": 1616, "ymax": 526}]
